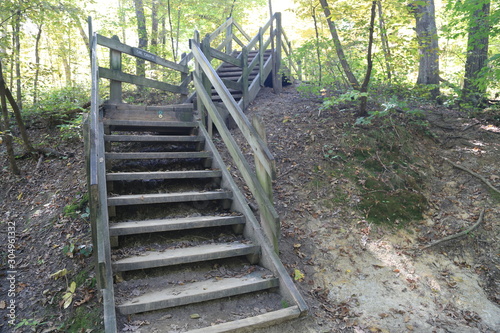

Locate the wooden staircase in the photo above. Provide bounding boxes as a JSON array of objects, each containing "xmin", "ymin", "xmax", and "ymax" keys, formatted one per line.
[{"xmin": 87, "ymin": 13, "xmax": 305, "ymax": 332}]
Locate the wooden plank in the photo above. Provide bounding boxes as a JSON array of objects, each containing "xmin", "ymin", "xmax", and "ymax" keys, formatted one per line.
[
  {"xmin": 117, "ymin": 272, "xmax": 278, "ymax": 315},
  {"xmin": 208, "ymin": 17, "xmax": 234, "ymax": 43},
  {"xmin": 232, "ymin": 20, "xmax": 252, "ymax": 42},
  {"xmin": 109, "ymin": 215, "xmax": 245, "ymax": 236},
  {"xmin": 199, "ymin": 125, "xmax": 309, "ymax": 314},
  {"xmin": 105, "ymin": 151, "xmax": 211, "ymax": 160},
  {"xmin": 106, "ymin": 170, "xmax": 221, "ymax": 181},
  {"xmin": 191, "ymin": 41, "xmax": 276, "ymax": 179},
  {"xmin": 103, "ymin": 119, "xmax": 198, "ymax": 128},
  {"xmin": 209, "ymin": 47, "xmax": 241, "ymax": 67},
  {"xmin": 97, "ymin": 34, "xmax": 188, "ymax": 73},
  {"xmin": 187, "ymin": 306, "xmax": 301, "ymax": 333},
  {"xmin": 113, "ymin": 242, "xmax": 259, "ymax": 272},
  {"xmin": 104, "ymin": 109, "xmax": 192, "ymax": 122},
  {"xmin": 107, "ymin": 190, "xmax": 232, "ymax": 206},
  {"xmin": 193, "ymin": 76, "xmax": 280, "ymax": 243},
  {"xmin": 99, "ymin": 67, "xmax": 187, "ymax": 94},
  {"xmin": 104, "ymin": 134, "xmax": 203, "ymax": 143}
]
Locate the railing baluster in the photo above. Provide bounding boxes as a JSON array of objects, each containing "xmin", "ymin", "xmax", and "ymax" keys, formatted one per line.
[{"xmin": 109, "ymin": 36, "xmax": 122, "ymax": 103}]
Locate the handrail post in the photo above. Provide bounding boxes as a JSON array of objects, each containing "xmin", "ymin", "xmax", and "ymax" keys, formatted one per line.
[
  {"xmin": 194, "ymin": 31, "xmax": 206, "ymax": 128},
  {"xmin": 241, "ymin": 46, "xmax": 249, "ymax": 110},
  {"xmin": 201, "ymin": 35, "xmax": 213, "ymax": 137},
  {"xmin": 275, "ymin": 13, "xmax": 283, "ymax": 93},
  {"xmin": 252, "ymin": 115, "xmax": 278, "ymax": 252},
  {"xmin": 226, "ymin": 18, "xmax": 233, "ymax": 55},
  {"xmin": 109, "ymin": 36, "xmax": 122, "ymax": 104},
  {"xmin": 180, "ymin": 52, "xmax": 188, "ymax": 101},
  {"xmin": 259, "ymin": 27, "xmax": 265, "ymax": 87}
]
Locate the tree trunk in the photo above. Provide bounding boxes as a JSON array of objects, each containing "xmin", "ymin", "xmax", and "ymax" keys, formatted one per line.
[
  {"xmin": 167, "ymin": 0, "xmax": 177, "ymax": 62},
  {"xmin": 151, "ymin": 0, "xmax": 159, "ymax": 51},
  {"xmin": 312, "ymin": 6, "xmax": 323, "ymax": 85},
  {"xmin": 462, "ymin": 0, "xmax": 490, "ymax": 106},
  {"xmin": 319, "ymin": 0, "xmax": 360, "ymax": 90},
  {"xmin": 412, "ymin": 0, "xmax": 440, "ymax": 99},
  {"xmin": 377, "ymin": 1, "xmax": 392, "ymax": 82},
  {"xmin": 33, "ymin": 23, "xmax": 43, "ymax": 104},
  {"xmin": 134, "ymin": 0, "xmax": 148, "ymax": 78},
  {"xmin": 359, "ymin": 1, "xmax": 377, "ymax": 117},
  {"xmin": 0, "ymin": 62, "xmax": 20, "ymax": 175},
  {"xmin": 14, "ymin": 12, "xmax": 22, "ymax": 110}
]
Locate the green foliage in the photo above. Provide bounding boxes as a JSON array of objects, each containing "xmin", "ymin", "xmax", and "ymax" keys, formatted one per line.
[{"xmin": 63, "ymin": 193, "xmax": 89, "ymax": 220}]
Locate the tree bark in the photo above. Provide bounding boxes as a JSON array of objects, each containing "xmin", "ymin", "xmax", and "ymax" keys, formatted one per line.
[
  {"xmin": 134, "ymin": 0, "xmax": 148, "ymax": 78},
  {"xmin": 0, "ymin": 62, "xmax": 20, "ymax": 175},
  {"xmin": 33, "ymin": 23, "xmax": 43, "ymax": 104},
  {"xmin": 14, "ymin": 11, "xmax": 22, "ymax": 110},
  {"xmin": 312, "ymin": 6, "xmax": 323, "ymax": 85},
  {"xmin": 319, "ymin": 0, "xmax": 360, "ymax": 90},
  {"xmin": 359, "ymin": 1, "xmax": 377, "ymax": 117},
  {"xmin": 412, "ymin": 0, "xmax": 440, "ymax": 99},
  {"xmin": 377, "ymin": 1, "xmax": 392, "ymax": 82},
  {"xmin": 462, "ymin": 0, "xmax": 490, "ymax": 106}
]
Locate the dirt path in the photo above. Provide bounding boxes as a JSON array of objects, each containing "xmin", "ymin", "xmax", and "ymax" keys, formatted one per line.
[{"xmin": 242, "ymin": 85, "xmax": 500, "ymax": 332}]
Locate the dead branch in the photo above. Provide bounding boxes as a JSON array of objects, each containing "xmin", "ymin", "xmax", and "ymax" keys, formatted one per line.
[
  {"xmin": 421, "ymin": 208, "xmax": 485, "ymax": 250},
  {"xmin": 443, "ymin": 157, "xmax": 500, "ymax": 195}
]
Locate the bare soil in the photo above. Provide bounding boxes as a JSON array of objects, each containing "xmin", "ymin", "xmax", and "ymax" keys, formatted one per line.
[{"xmin": 1, "ymin": 83, "xmax": 499, "ymax": 333}]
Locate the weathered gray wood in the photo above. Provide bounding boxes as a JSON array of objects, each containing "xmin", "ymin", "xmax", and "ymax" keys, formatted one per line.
[
  {"xmin": 233, "ymin": 20, "xmax": 252, "ymax": 42},
  {"xmin": 104, "ymin": 108, "xmax": 192, "ymax": 122},
  {"xmin": 106, "ymin": 170, "xmax": 221, "ymax": 181},
  {"xmin": 107, "ymin": 190, "xmax": 232, "ymax": 206},
  {"xmin": 90, "ymin": 32, "xmax": 118, "ymax": 333},
  {"xmin": 209, "ymin": 47, "xmax": 241, "ymax": 67},
  {"xmin": 97, "ymin": 34, "xmax": 189, "ymax": 73},
  {"xmin": 252, "ymin": 115, "xmax": 278, "ymax": 252},
  {"xmin": 113, "ymin": 242, "xmax": 259, "ymax": 272},
  {"xmin": 191, "ymin": 40, "xmax": 276, "ymax": 179},
  {"xmin": 105, "ymin": 151, "xmax": 211, "ymax": 160},
  {"xmin": 103, "ymin": 119, "xmax": 198, "ymax": 128},
  {"xmin": 208, "ymin": 17, "xmax": 234, "ymax": 43},
  {"xmin": 275, "ymin": 12, "xmax": 283, "ymax": 93},
  {"xmin": 198, "ymin": 125, "xmax": 308, "ymax": 314},
  {"xmin": 109, "ymin": 36, "xmax": 122, "ymax": 104},
  {"xmin": 241, "ymin": 47, "xmax": 250, "ymax": 109},
  {"xmin": 193, "ymin": 75, "xmax": 280, "ymax": 244},
  {"xmin": 104, "ymin": 134, "xmax": 203, "ymax": 143},
  {"xmin": 186, "ymin": 306, "xmax": 301, "ymax": 333},
  {"xmin": 99, "ymin": 67, "xmax": 187, "ymax": 94},
  {"xmin": 109, "ymin": 215, "xmax": 245, "ymax": 236},
  {"xmin": 117, "ymin": 272, "xmax": 278, "ymax": 315}
]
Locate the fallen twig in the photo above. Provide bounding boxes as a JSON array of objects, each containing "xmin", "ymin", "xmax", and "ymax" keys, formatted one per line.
[
  {"xmin": 443, "ymin": 157, "xmax": 500, "ymax": 195},
  {"xmin": 421, "ymin": 208, "xmax": 485, "ymax": 250}
]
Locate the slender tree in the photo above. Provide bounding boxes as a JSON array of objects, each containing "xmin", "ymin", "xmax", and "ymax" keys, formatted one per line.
[{"xmin": 134, "ymin": 0, "xmax": 148, "ymax": 77}]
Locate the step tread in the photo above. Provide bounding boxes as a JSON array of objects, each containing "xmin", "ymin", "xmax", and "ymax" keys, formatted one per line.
[
  {"xmin": 106, "ymin": 170, "xmax": 222, "ymax": 181},
  {"xmin": 104, "ymin": 135, "xmax": 204, "ymax": 142},
  {"xmin": 103, "ymin": 120, "xmax": 198, "ymax": 127},
  {"xmin": 185, "ymin": 306, "xmax": 301, "ymax": 333},
  {"xmin": 117, "ymin": 271, "xmax": 279, "ymax": 315},
  {"xmin": 109, "ymin": 215, "xmax": 245, "ymax": 236},
  {"xmin": 107, "ymin": 190, "xmax": 232, "ymax": 206},
  {"xmin": 105, "ymin": 151, "xmax": 211, "ymax": 160},
  {"xmin": 113, "ymin": 242, "xmax": 259, "ymax": 272}
]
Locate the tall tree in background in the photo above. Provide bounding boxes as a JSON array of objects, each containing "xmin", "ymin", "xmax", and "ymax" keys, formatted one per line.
[
  {"xmin": 134, "ymin": 0, "xmax": 148, "ymax": 77},
  {"xmin": 462, "ymin": 0, "xmax": 490, "ymax": 105},
  {"xmin": 411, "ymin": 0, "xmax": 440, "ymax": 99}
]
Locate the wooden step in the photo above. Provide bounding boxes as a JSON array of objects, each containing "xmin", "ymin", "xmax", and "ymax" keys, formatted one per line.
[
  {"xmin": 105, "ymin": 151, "xmax": 211, "ymax": 160},
  {"xmin": 117, "ymin": 271, "xmax": 279, "ymax": 315},
  {"xmin": 113, "ymin": 242, "xmax": 260, "ymax": 272},
  {"xmin": 186, "ymin": 306, "xmax": 301, "ymax": 333},
  {"xmin": 107, "ymin": 190, "xmax": 232, "ymax": 206},
  {"xmin": 103, "ymin": 120, "xmax": 198, "ymax": 128},
  {"xmin": 106, "ymin": 170, "xmax": 222, "ymax": 181},
  {"xmin": 104, "ymin": 134, "xmax": 204, "ymax": 143},
  {"xmin": 109, "ymin": 215, "xmax": 245, "ymax": 236}
]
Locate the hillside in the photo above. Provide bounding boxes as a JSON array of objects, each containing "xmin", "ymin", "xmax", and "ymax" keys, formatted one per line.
[{"xmin": 1, "ymin": 83, "xmax": 499, "ymax": 332}]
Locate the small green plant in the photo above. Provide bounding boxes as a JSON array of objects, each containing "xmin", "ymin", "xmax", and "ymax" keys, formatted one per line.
[
  {"xmin": 14, "ymin": 318, "xmax": 47, "ymax": 329},
  {"xmin": 321, "ymin": 90, "xmax": 369, "ymax": 112},
  {"xmin": 63, "ymin": 193, "xmax": 89, "ymax": 219}
]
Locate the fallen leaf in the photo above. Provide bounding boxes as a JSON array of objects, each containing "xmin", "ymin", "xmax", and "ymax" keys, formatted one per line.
[
  {"xmin": 293, "ymin": 269, "xmax": 305, "ymax": 281},
  {"xmin": 50, "ymin": 268, "xmax": 69, "ymax": 279},
  {"xmin": 0, "ymin": 300, "xmax": 6, "ymax": 309},
  {"xmin": 190, "ymin": 314, "xmax": 200, "ymax": 319}
]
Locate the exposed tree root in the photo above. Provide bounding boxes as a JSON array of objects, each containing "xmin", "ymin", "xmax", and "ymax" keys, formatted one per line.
[
  {"xmin": 421, "ymin": 208, "xmax": 485, "ymax": 250},
  {"xmin": 443, "ymin": 157, "xmax": 500, "ymax": 195}
]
